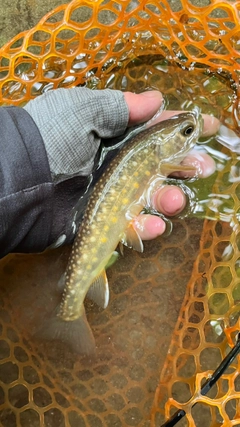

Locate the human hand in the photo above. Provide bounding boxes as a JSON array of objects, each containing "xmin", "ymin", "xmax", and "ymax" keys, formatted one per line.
[
  {"xmin": 24, "ymin": 88, "xmax": 219, "ymax": 248},
  {"xmin": 124, "ymin": 91, "xmax": 219, "ymax": 240}
]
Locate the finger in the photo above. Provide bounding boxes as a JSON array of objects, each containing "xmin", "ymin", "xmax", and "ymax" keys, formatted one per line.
[
  {"xmin": 152, "ymin": 185, "xmax": 187, "ymax": 216},
  {"xmin": 146, "ymin": 110, "xmax": 220, "ymax": 136},
  {"xmin": 133, "ymin": 185, "xmax": 187, "ymax": 241},
  {"xmin": 124, "ymin": 91, "xmax": 163, "ymax": 126},
  {"xmin": 133, "ymin": 214, "xmax": 166, "ymax": 240},
  {"xmin": 170, "ymin": 150, "xmax": 216, "ymax": 179}
]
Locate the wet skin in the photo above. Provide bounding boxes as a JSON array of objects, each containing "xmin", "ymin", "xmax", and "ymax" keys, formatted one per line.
[{"xmin": 123, "ymin": 91, "xmax": 219, "ymax": 240}]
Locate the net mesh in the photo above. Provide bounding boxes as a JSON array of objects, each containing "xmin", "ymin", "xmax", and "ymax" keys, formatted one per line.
[
  {"xmin": 0, "ymin": 0, "xmax": 240, "ymax": 105},
  {"xmin": 0, "ymin": 1, "xmax": 240, "ymax": 426},
  {"xmin": 152, "ymin": 150, "xmax": 240, "ymax": 426}
]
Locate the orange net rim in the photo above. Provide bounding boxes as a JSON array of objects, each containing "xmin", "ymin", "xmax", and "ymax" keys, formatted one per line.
[{"xmin": 0, "ymin": 0, "xmax": 240, "ymax": 107}]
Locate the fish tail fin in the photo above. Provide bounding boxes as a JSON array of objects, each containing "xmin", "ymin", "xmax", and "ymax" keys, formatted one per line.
[{"xmin": 35, "ymin": 306, "xmax": 96, "ymax": 355}]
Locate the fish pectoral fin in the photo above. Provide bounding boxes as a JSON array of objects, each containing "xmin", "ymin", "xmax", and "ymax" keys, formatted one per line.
[
  {"xmin": 34, "ymin": 305, "xmax": 95, "ymax": 355},
  {"xmin": 121, "ymin": 224, "xmax": 144, "ymax": 253},
  {"xmin": 87, "ymin": 270, "xmax": 109, "ymax": 309},
  {"xmin": 119, "ymin": 242, "xmax": 124, "ymax": 256},
  {"xmin": 105, "ymin": 251, "xmax": 119, "ymax": 269},
  {"xmin": 161, "ymin": 162, "xmax": 196, "ymax": 175}
]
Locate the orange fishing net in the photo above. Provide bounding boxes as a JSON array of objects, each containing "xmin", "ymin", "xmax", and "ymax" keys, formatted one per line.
[
  {"xmin": 0, "ymin": 0, "xmax": 240, "ymax": 105},
  {"xmin": 152, "ymin": 149, "xmax": 240, "ymax": 426},
  {"xmin": 0, "ymin": 1, "xmax": 240, "ymax": 427}
]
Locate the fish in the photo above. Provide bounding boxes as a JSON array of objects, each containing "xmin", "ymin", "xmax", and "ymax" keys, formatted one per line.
[{"xmin": 42, "ymin": 111, "xmax": 203, "ymax": 354}]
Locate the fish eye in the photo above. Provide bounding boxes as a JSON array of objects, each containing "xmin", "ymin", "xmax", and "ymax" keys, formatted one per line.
[{"xmin": 182, "ymin": 125, "xmax": 194, "ymax": 136}]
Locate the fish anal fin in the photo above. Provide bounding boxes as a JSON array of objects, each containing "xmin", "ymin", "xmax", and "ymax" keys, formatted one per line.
[
  {"xmin": 87, "ymin": 270, "xmax": 109, "ymax": 309},
  {"xmin": 35, "ymin": 306, "xmax": 96, "ymax": 355},
  {"xmin": 121, "ymin": 223, "xmax": 144, "ymax": 253}
]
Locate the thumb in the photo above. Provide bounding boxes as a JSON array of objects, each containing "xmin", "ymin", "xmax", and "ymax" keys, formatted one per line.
[{"xmin": 124, "ymin": 91, "xmax": 163, "ymax": 126}]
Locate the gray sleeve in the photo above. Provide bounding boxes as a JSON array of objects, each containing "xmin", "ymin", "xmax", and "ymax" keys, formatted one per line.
[
  {"xmin": 0, "ymin": 106, "xmax": 54, "ymax": 258},
  {"xmin": 24, "ymin": 87, "xmax": 129, "ymax": 183},
  {"xmin": 0, "ymin": 89, "xmax": 130, "ymax": 257}
]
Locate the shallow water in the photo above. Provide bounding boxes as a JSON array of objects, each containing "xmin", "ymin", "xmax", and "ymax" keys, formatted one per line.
[
  {"xmin": 0, "ymin": 58, "xmax": 239, "ymax": 427},
  {"xmin": 0, "ymin": 216, "xmax": 204, "ymax": 427}
]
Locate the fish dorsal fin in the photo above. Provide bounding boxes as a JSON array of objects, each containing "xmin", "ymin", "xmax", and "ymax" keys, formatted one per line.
[
  {"xmin": 161, "ymin": 162, "xmax": 196, "ymax": 176},
  {"xmin": 121, "ymin": 224, "xmax": 144, "ymax": 253},
  {"xmin": 87, "ymin": 270, "xmax": 109, "ymax": 309}
]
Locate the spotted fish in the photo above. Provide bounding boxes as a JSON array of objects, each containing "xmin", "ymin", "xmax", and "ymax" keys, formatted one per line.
[{"xmin": 45, "ymin": 112, "xmax": 203, "ymax": 354}]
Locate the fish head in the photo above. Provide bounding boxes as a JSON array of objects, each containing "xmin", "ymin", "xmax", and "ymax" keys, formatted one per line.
[{"xmin": 155, "ymin": 110, "xmax": 203, "ymax": 163}]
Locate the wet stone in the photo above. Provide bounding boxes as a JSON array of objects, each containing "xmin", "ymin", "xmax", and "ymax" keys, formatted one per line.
[
  {"xmin": 76, "ymin": 371, "xmax": 94, "ymax": 382},
  {"xmin": 110, "ymin": 373, "xmax": 128, "ymax": 389},
  {"xmin": 0, "ymin": 386, "xmax": 5, "ymax": 405},
  {"xmin": 71, "ymin": 383, "xmax": 89, "ymax": 399},
  {"xmin": 88, "ymin": 398, "xmax": 107, "ymax": 413},
  {"xmin": 123, "ymin": 407, "xmax": 143, "ymax": 426},
  {"xmin": 23, "ymin": 366, "xmax": 40, "ymax": 384},
  {"xmin": 200, "ymin": 347, "xmax": 222, "ymax": 370},
  {"xmin": 145, "ymin": 353, "xmax": 159, "ymax": 371},
  {"xmin": 131, "ymin": 347, "xmax": 144, "ymax": 361},
  {"xmin": 130, "ymin": 294, "xmax": 146, "ymax": 306},
  {"xmin": 7, "ymin": 327, "xmax": 19, "ymax": 343},
  {"xmin": 0, "ymin": 361, "xmax": 19, "ymax": 384},
  {"xmin": 14, "ymin": 345, "xmax": 29, "ymax": 362},
  {"xmin": 0, "ymin": 340, "xmax": 10, "ymax": 359},
  {"xmin": 171, "ymin": 381, "xmax": 192, "ymax": 403},
  {"xmin": 68, "ymin": 411, "xmax": 86, "ymax": 427},
  {"xmin": 107, "ymin": 392, "xmax": 126, "ymax": 410},
  {"xmin": 157, "ymin": 247, "xmax": 185, "ymax": 270},
  {"xmin": 110, "ymin": 295, "xmax": 129, "ymax": 316},
  {"xmin": 42, "ymin": 375, "xmax": 54, "ymax": 389},
  {"xmin": 54, "ymin": 392, "xmax": 70, "ymax": 408},
  {"xmin": 31, "ymin": 355, "xmax": 42, "ymax": 369},
  {"xmin": 8, "ymin": 384, "xmax": 29, "ymax": 408},
  {"xmin": 134, "ymin": 260, "xmax": 159, "ymax": 280},
  {"xmin": 112, "ymin": 274, "xmax": 133, "ymax": 294},
  {"xmin": 86, "ymin": 414, "xmax": 103, "ymax": 427},
  {"xmin": 90, "ymin": 378, "xmax": 108, "ymax": 395},
  {"xmin": 58, "ymin": 370, "xmax": 74, "ymax": 384},
  {"xmin": 132, "ymin": 281, "xmax": 152, "ymax": 294},
  {"xmin": 104, "ymin": 413, "xmax": 122, "ymax": 427},
  {"xmin": 234, "ymin": 374, "xmax": 240, "ymax": 391},
  {"xmin": 127, "ymin": 310, "xmax": 141, "ymax": 324},
  {"xmin": 0, "ymin": 409, "xmax": 16, "ymax": 427},
  {"xmin": 20, "ymin": 409, "xmax": 40, "ymax": 427},
  {"xmin": 129, "ymin": 364, "xmax": 145, "ymax": 381},
  {"xmin": 33, "ymin": 387, "xmax": 52, "ymax": 407},
  {"xmin": 0, "ymin": 309, "xmax": 11, "ymax": 323},
  {"xmin": 126, "ymin": 386, "xmax": 144, "ymax": 403},
  {"xmin": 183, "ymin": 234, "xmax": 201, "ymax": 257},
  {"xmin": 146, "ymin": 376, "xmax": 158, "ymax": 393},
  {"xmin": 93, "ymin": 364, "xmax": 110, "ymax": 376},
  {"xmin": 44, "ymin": 408, "xmax": 65, "ymax": 427}
]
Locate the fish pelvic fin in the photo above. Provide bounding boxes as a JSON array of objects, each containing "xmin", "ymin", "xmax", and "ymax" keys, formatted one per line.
[
  {"xmin": 121, "ymin": 223, "xmax": 144, "ymax": 253},
  {"xmin": 35, "ymin": 305, "xmax": 96, "ymax": 355},
  {"xmin": 161, "ymin": 162, "xmax": 196, "ymax": 176},
  {"xmin": 87, "ymin": 269, "xmax": 109, "ymax": 309}
]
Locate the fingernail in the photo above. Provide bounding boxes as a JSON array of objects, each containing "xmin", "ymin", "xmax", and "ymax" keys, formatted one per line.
[
  {"xmin": 157, "ymin": 188, "xmax": 186, "ymax": 216},
  {"xmin": 141, "ymin": 90, "xmax": 163, "ymax": 101}
]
